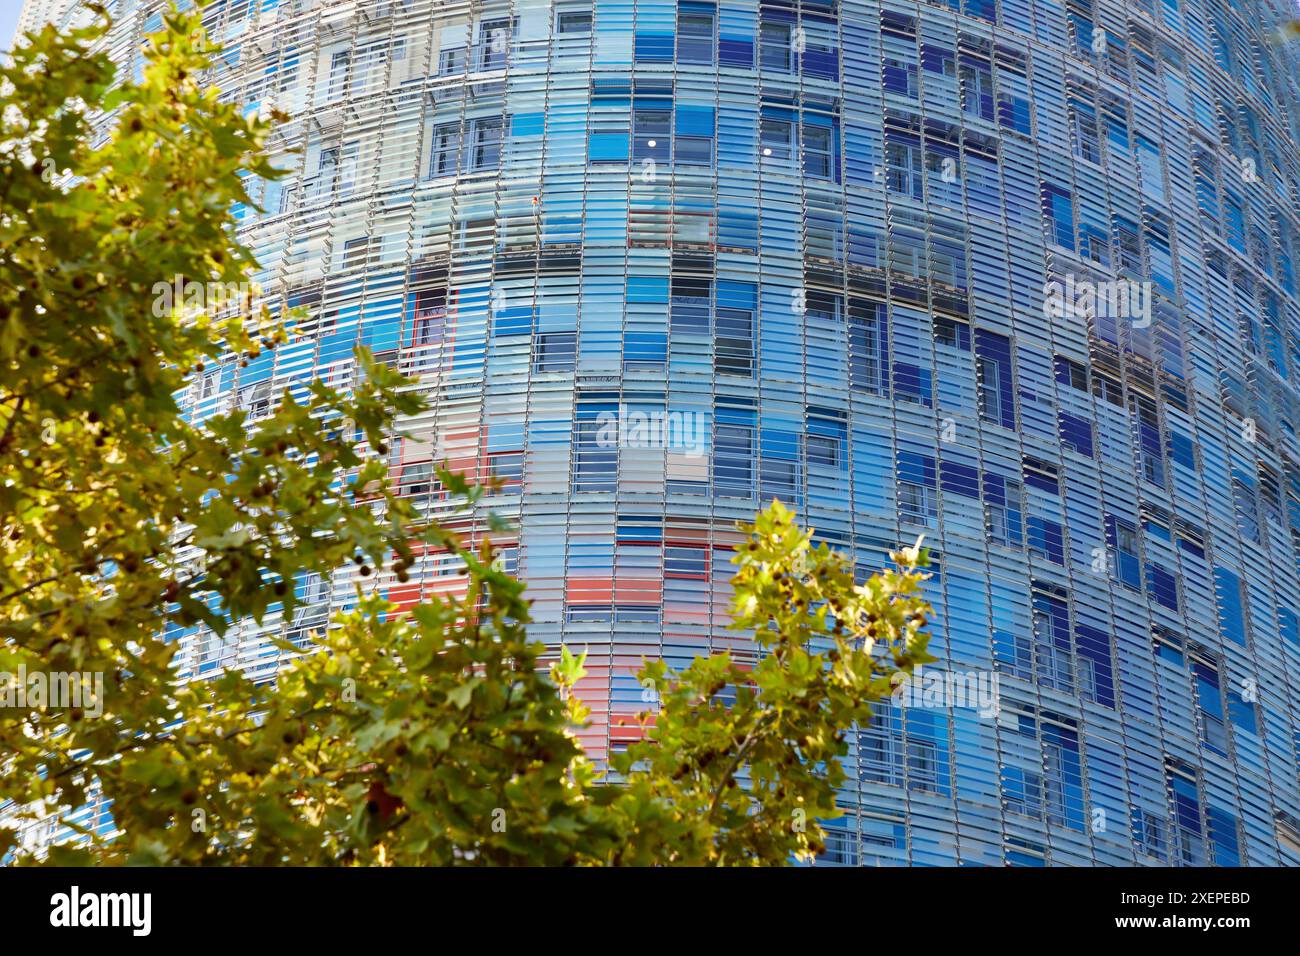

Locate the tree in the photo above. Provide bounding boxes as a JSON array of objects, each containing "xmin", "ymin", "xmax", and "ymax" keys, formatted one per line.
[
  {"xmin": 599, "ymin": 502, "xmax": 934, "ymax": 865},
  {"xmin": 0, "ymin": 7, "xmax": 422, "ymax": 858},
  {"xmin": 1, "ymin": 10, "xmax": 934, "ymax": 865}
]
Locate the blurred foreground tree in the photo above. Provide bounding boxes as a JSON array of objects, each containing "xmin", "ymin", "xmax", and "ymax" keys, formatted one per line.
[{"xmin": 0, "ymin": 8, "xmax": 933, "ymax": 866}]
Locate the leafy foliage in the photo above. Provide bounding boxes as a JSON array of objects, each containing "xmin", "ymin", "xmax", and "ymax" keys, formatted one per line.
[
  {"xmin": 0, "ymin": 8, "xmax": 421, "ymax": 858},
  {"xmin": 600, "ymin": 500, "xmax": 934, "ymax": 865},
  {"xmin": 1, "ymin": 10, "xmax": 934, "ymax": 866}
]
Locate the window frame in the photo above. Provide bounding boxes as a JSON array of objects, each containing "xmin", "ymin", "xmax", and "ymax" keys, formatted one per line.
[
  {"xmin": 556, "ymin": 9, "xmax": 593, "ymax": 34},
  {"xmin": 676, "ymin": 9, "xmax": 717, "ymax": 65}
]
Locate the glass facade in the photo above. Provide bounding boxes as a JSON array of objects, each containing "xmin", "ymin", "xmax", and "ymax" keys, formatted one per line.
[{"xmin": 74, "ymin": 0, "xmax": 1300, "ymax": 864}]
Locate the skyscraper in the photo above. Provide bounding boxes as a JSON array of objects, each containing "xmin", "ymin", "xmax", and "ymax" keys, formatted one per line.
[
  {"xmin": 10, "ymin": 0, "xmax": 78, "ymax": 46},
  {"xmin": 30, "ymin": 0, "xmax": 1300, "ymax": 864}
]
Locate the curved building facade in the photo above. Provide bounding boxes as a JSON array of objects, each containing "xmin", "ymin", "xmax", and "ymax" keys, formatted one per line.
[{"xmin": 68, "ymin": 0, "xmax": 1300, "ymax": 863}]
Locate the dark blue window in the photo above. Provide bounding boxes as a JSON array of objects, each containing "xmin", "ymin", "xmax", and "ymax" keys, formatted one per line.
[
  {"xmin": 1022, "ymin": 457, "xmax": 1059, "ymax": 495},
  {"xmin": 1167, "ymin": 766, "xmax": 1205, "ymax": 865},
  {"xmin": 848, "ymin": 228, "xmax": 879, "ymax": 267},
  {"xmin": 1105, "ymin": 515, "xmax": 1142, "ymax": 590},
  {"xmin": 718, "ymin": 37, "xmax": 753, "ymax": 68},
  {"xmin": 883, "ymin": 59, "xmax": 916, "ymax": 95},
  {"xmin": 893, "ymin": 362, "xmax": 932, "ymax": 406},
  {"xmin": 963, "ymin": 0, "xmax": 998, "ymax": 23},
  {"xmin": 1145, "ymin": 563, "xmax": 1179, "ymax": 611},
  {"xmin": 998, "ymin": 94, "xmax": 1030, "ymax": 134},
  {"xmin": 1227, "ymin": 691, "xmax": 1256, "ymax": 736},
  {"xmin": 960, "ymin": 61, "xmax": 994, "ymax": 120},
  {"xmin": 1006, "ymin": 843, "xmax": 1046, "ymax": 866},
  {"xmin": 1032, "ymin": 590, "xmax": 1073, "ymax": 690},
  {"xmin": 1131, "ymin": 394, "xmax": 1166, "ymax": 488},
  {"xmin": 1206, "ymin": 806, "xmax": 1241, "ymax": 867},
  {"xmin": 983, "ymin": 473, "xmax": 1024, "ymax": 548},
  {"xmin": 1074, "ymin": 623, "xmax": 1115, "ymax": 707},
  {"xmin": 801, "ymin": 37, "xmax": 839, "ymax": 81},
  {"xmin": 1170, "ymin": 772, "xmax": 1201, "ymax": 834},
  {"xmin": 940, "ymin": 459, "xmax": 980, "ymax": 498},
  {"xmin": 1192, "ymin": 656, "xmax": 1228, "ymax": 755},
  {"xmin": 634, "ymin": 33, "xmax": 674, "ymax": 63},
  {"xmin": 1027, "ymin": 517, "xmax": 1064, "ymax": 565},
  {"xmin": 1168, "ymin": 430, "xmax": 1197, "ymax": 469},
  {"xmin": 1059, "ymin": 412, "xmax": 1093, "ymax": 457},
  {"xmin": 676, "ymin": 4, "xmax": 716, "ymax": 65},
  {"xmin": 1214, "ymin": 566, "xmax": 1248, "ymax": 647},
  {"xmin": 897, "ymin": 451, "xmax": 936, "ymax": 486},
  {"xmin": 1042, "ymin": 721, "xmax": 1085, "ymax": 830},
  {"xmin": 975, "ymin": 330, "xmax": 1015, "ymax": 429},
  {"xmin": 921, "ymin": 44, "xmax": 954, "ymax": 75},
  {"xmin": 1041, "ymin": 182, "xmax": 1076, "ymax": 249}
]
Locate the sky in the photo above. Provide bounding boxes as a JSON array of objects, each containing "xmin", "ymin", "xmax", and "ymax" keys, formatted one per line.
[{"xmin": 1, "ymin": 0, "xmax": 24, "ymax": 53}]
